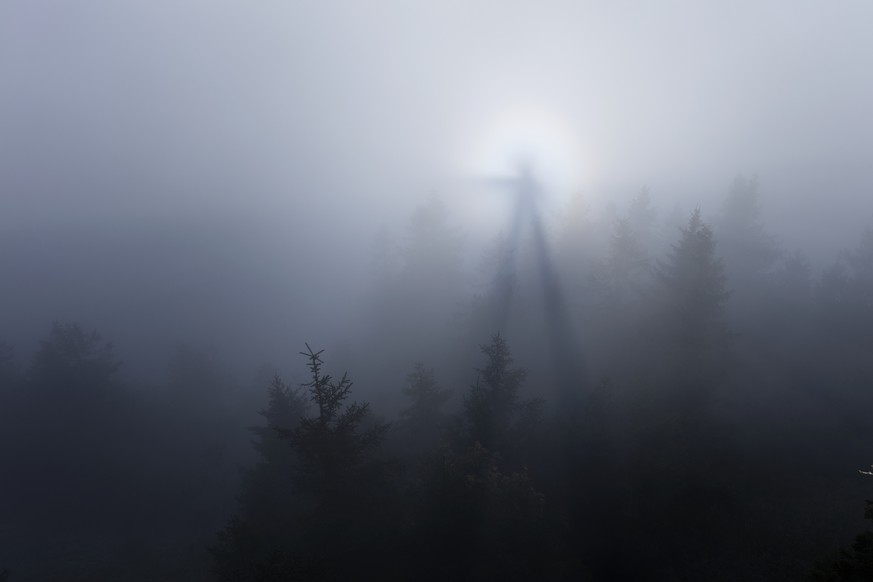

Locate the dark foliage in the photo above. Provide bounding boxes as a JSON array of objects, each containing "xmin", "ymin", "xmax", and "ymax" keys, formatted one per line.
[
  {"xmin": 5, "ymin": 186, "xmax": 873, "ymax": 582},
  {"xmin": 654, "ymin": 208, "xmax": 732, "ymax": 386},
  {"xmin": 397, "ymin": 362, "xmax": 451, "ymax": 453},
  {"xmin": 810, "ymin": 500, "xmax": 873, "ymax": 581},
  {"xmin": 461, "ymin": 334, "xmax": 543, "ymax": 455},
  {"xmin": 212, "ymin": 345, "xmax": 396, "ymax": 581}
]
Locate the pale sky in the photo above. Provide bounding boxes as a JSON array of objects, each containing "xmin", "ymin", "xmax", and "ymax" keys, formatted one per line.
[{"xmin": 2, "ymin": 0, "xmax": 872, "ymax": 372}]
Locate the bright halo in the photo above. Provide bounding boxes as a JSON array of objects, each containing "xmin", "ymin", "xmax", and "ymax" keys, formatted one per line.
[{"xmin": 467, "ymin": 106, "xmax": 590, "ymax": 201}]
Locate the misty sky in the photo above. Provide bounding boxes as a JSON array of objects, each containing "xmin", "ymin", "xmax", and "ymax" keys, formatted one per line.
[{"xmin": 2, "ymin": 1, "xmax": 873, "ymax": 375}]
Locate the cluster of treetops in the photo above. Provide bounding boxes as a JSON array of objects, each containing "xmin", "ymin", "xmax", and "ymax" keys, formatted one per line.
[{"xmin": 2, "ymin": 176, "xmax": 873, "ymax": 580}]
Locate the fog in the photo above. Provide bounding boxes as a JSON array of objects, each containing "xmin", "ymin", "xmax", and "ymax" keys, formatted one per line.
[
  {"xmin": 2, "ymin": 1, "xmax": 873, "ymax": 580},
  {"xmin": 4, "ymin": 2, "xmax": 872, "ymax": 358}
]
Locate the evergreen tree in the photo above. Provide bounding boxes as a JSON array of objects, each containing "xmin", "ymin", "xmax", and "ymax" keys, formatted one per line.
[
  {"xmin": 463, "ymin": 231, "xmax": 520, "ymax": 350},
  {"xmin": 408, "ymin": 441, "xmax": 547, "ymax": 581},
  {"xmin": 284, "ymin": 345, "xmax": 397, "ymax": 579},
  {"xmin": 593, "ymin": 216, "xmax": 649, "ymax": 309},
  {"xmin": 818, "ymin": 227, "xmax": 873, "ymax": 345},
  {"xmin": 28, "ymin": 322, "xmax": 121, "ymax": 396},
  {"xmin": 255, "ymin": 375, "xmax": 308, "ymax": 448},
  {"xmin": 284, "ymin": 344, "xmax": 389, "ymax": 500},
  {"xmin": 814, "ymin": 227, "xmax": 873, "ymax": 434},
  {"xmin": 212, "ymin": 376, "xmax": 310, "ymax": 582},
  {"xmin": 623, "ymin": 211, "xmax": 738, "ymax": 570},
  {"xmin": 407, "ymin": 338, "xmax": 549, "ymax": 581},
  {"xmin": 661, "ymin": 201, "xmax": 687, "ymax": 251},
  {"xmin": 462, "ymin": 334, "xmax": 541, "ymax": 456},
  {"xmin": 238, "ymin": 375, "xmax": 308, "ymax": 529},
  {"xmin": 399, "ymin": 362, "xmax": 450, "ymax": 452},
  {"xmin": 810, "ymin": 498, "xmax": 873, "ymax": 581},
  {"xmin": 655, "ymin": 208, "xmax": 731, "ymax": 384},
  {"xmin": 10, "ymin": 323, "xmax": 130, "ymax": 525},
  {"xmin": 214, "ymin": 345, "xmax": 394, "ymax": 581}
]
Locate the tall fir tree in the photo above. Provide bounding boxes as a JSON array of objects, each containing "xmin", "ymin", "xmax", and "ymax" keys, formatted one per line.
[
  {"xmin": 462, "ymin": 334, "xmax": 541, "ymax": 458},
  {"xmin": 238, "ymin": 375, "xmax": 309, "ymax": 534},
  {"xmin": 284, "ymin": 344, "xmax": 389, "ymax": 500},
  {"xmin": 593, "ymin": 216, "xmax": 650, "ymax": 309},
  {"xmin": 655, "ymin": 208, "xmax": 732, "ymax": 387},
  {"xmin": 399, "ymin": 362, "xmax": 451, "ymax": 453},
  {"xmin": 214, "ymin": 345, "xmax": 395, "ymax": 581},
  {"xmin": 818, "ymin": 227, "xmax": 873, "ymax": 345}
]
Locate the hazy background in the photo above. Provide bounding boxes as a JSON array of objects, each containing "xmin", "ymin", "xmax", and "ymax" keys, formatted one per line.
[
  {"xmin": 2, "ymin": 0, "xmax": 872, "ymax": 377},
  {"xmin": 4, "ymin": 3, "xmax": 873, "ymax": 581}
]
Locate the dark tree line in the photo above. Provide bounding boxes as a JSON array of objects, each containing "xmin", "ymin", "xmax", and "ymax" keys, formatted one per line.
[
  {"xmin": 0, "ymin": 324, "xmax": 250, "ymax": 580},
  {"xmin": 3, "ymin": 178, "xmax": 873, "ymax": 580},
  {"xmin": 211, "ymin": 334, "xmax": 550, "ymax": 581}
]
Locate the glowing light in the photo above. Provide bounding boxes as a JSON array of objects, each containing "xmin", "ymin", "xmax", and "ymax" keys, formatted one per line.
[
  {"xmin": 448, "ymin": 105, "xmax": 594, "ymax": 237},
  {"xmin": 466, "ymin": 106, "xmax": 591, "ymax": 197}
]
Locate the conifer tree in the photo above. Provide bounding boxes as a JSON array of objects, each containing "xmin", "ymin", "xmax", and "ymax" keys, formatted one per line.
[
  {"xmin": 594, "ymin": 216, "xmax": 649, "ymax": 309},
  {"xmin": 462, "ymin": 334, "xmax": 541, "ymax": 455},
  {"xmin": 409, "ymin": 336, "xmax": 548, "ymax": 581},
  {"xmin": 655, "ymin": 208, "xmax": 731, "ymax": 384},
  {"xmin": 214, "ymin": 346, "xmax": 392, "ymax": 581},
  {"xmin": 818, "ymin": 227, "xmax": 873, "ymax": 345},
  {"xmin": 28, "ymin": 322, "xmax": 121, "ymax": 396},
  {"xmin": 399, "ymin": 362, "xmax": 451, "ymax": 452},
  {"xmin": 253, "ymin": 376, "xmax": 307, "ymax": 445},
  {"xmin": 809, "ymin": 497, "xmax": 873, "ymax": 581},
  {"xmin": 237, "ymin": 375, "xmax": 308, "ymax": 530},
  {"xmin": 284, "ymin": 343, "xmax": 389, "ymax": 500}
]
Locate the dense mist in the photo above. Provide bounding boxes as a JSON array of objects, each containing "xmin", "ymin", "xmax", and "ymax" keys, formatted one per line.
[{"xmin": 3, "ymin": 2, "xmax": 873, "ymax": 581}]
